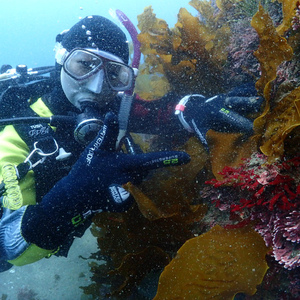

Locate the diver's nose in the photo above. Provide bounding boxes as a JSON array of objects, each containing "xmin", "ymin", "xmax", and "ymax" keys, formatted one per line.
[{"xmin": 85, "ymin": 69, "xmax": 105, "ymax": 94}]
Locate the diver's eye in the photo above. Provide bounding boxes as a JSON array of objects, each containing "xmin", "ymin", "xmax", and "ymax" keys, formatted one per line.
[
  {"xmin": 79, "ymin": 60, "xmax": 97, "ymax": 70},
  {"xmin": 110, "ymin": 71, "xmax": 118, "ymax": 80},
  {"xmin": 71, "ymin": 58, "xmax": 101, "ymax": 77},
  {"xmin": 65, "ymin": 49, "xmax": 106, "ymax": 78}
]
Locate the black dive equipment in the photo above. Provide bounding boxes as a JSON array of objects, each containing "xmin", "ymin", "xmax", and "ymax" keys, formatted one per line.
[
  {"xmin": 0, "ymin": 105, "xmax": 104, "ymax": 145},
  {"xmin": 74, "ymin": 102, "xmax": 104, "ymax": 144},
  {"xmin": 0, "ymin": 64, "xmax": 104, "ymax": 145},
  {"xmin": 0, "ymin": 64, "xmax": 56, "ymax": 89}
]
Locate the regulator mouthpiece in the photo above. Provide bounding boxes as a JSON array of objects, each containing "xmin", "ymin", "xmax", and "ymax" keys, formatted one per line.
[{"xmin": 74, "ymin": 102, "xmax": 104, "ymax": 144}]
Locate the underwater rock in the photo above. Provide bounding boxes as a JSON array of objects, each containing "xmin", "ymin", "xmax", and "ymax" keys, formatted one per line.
[{"xmin": 205, "ymin": 153, "xmax": 300, "ymax": 270}]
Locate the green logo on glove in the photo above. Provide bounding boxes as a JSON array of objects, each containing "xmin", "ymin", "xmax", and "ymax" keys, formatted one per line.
[{"xmin": 163, "ymin": 158, "xmax": 179, "ymax": 165}]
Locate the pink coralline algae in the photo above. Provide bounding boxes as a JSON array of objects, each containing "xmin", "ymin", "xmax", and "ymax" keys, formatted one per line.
[
  {"xmin": 273, "ymin": 211, "xmax": 300, "ymax": 269},
  {"xmin": 204, "ymin": 153, "xmax": 300, "ymax": 269},
  {"xmin": 255, "ymin": 210, "xmax": 300, "ymax": 270}
]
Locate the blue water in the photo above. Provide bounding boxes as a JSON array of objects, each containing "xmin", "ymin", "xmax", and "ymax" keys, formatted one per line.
[{"xmin": 0, "ymin": 0, "xmax": 194, "ymax": 68}]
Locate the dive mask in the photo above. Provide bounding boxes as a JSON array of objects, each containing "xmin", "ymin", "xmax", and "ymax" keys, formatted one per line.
[{"xmin": 61, "ymin": 48, "xmax": 134, "ymax": 91}]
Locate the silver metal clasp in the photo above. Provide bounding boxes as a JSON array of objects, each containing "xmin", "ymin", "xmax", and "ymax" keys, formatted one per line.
[{"xmin": 24, "ymin": 138, "xmax": 59, "ymax": 170}]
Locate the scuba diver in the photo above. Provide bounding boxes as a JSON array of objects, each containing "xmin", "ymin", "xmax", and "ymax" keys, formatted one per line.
[{"xmin": 0, "ymin": 15, "xmax": 262, "ymax": 272}]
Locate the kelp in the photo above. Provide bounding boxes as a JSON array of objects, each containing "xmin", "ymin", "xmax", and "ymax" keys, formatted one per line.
[
  {"xmin": 135, "ymin": 6, "xmax": 173, "ymax": 100},
  {"xmin": 90, "ymin": 205, "xmax": 204, "ymax": 298},
  {"xmin": 251, "ymin": 2, "xmax": 300, "ymax": 160},
  {"xmin": 109, "ymin": 246, "xmax": 170, "ymax": 297},
  {"xmin": 252, "ymin": 4, "xmax": 293, "ymax": 134},
  {"xmin": 154, "ymin": 225, "xmax": 269, "ymax": 300},
  {"xmin": 276, "ymin": 0, "xmax": 300, "ymax": 36},
  {"xmin": 260, "ymin": 87, "xmax": 300, "ymax": 159},
  {"xmin": 206, "ymin": 130, "xmax": 258, "ymax": 179},
  {"xmin": 135, "ymin": 1, "xmax": 232, "ymax": 99}
]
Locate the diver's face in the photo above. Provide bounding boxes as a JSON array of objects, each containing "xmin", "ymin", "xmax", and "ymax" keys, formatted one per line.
[
  {"xmin": 61, "ymin": 67, "xmax": 116, "ymax": 110},
  {"xmin": 60, "ymin": 48, "xmax": 133, "ymax": 110}
]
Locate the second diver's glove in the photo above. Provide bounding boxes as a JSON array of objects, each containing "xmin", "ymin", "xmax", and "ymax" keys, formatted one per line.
[
  {"xmin": 175, "ymin": 90, "xmax": 263, "ymax": 150},
  {"xmin": 21, "ymin": 112, "xmax": 191, "ymax": 250}
]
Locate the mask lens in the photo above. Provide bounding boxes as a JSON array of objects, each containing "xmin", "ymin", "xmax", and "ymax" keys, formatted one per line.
[
  {"xmin": 64, "ymin": 50, "xmax": 103, "ymax": 80},
  {"xmin": 106, "ymin": 62, "xmax": 133, "ymax": 90}
]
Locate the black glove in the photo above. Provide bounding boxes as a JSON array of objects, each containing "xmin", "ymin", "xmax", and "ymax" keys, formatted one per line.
[
  {"xmin": 175, "ymin": 87, "xmax": 263, "ymax": 150},
  {"xmin": 21, "ymin": 112, "xmax": 190, "ymax": 249}
]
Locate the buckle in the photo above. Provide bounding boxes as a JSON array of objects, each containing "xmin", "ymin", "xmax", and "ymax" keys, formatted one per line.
[
  {"xmin": 24, "ymin": 138, "xmax": 59, "ymax": 170},
  {"xmin": 175, "ymin": 94, "xmax": 206, "ymax": 133}
]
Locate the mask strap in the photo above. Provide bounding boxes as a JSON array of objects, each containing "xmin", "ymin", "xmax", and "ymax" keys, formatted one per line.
[{"xmin": 54, "ymin": 42, "xmax": 69, "ymax": 65}]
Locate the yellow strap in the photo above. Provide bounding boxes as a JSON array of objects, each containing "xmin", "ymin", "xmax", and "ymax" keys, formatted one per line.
[
  {"xmin": 0, "ymin": 126, "xmax": 36, "ymax": 206},
  {"xmin": 1, "ymin": 163, "xmax": 23, "ymax": 210},
  {"xmin": 0, "ymin": 97, "xmax": 54, "ymax": 207},
  {"xmin": 8, "ymin": 244, "xmax": 58, "ymax": 266}
]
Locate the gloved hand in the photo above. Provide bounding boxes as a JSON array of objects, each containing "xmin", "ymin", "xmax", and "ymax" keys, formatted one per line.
[
  {"xmin": 21, "ymin": 112, "xmax": 190, "ymax": 249},
  {"xmin": 175, "ymin": 88, "xmax": 263, "ymax": 150}
]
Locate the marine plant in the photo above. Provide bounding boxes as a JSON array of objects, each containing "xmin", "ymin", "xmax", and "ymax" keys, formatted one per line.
[
  {"xmin": 135, "ymin": 1, "xmax": 233, "ymax": 99},
  {"xmin": 82, "ymin": 0, "xmax": 300, "ymax": 299}
]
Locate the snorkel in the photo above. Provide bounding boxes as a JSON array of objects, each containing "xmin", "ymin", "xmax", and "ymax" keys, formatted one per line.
[
  {"xmin": 110, "ymin": 9, "xmax": 141, "ymax": 146},
  {"xmin": 114, "ymin": 9, "xmax": 141, "ymax": 89}
]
